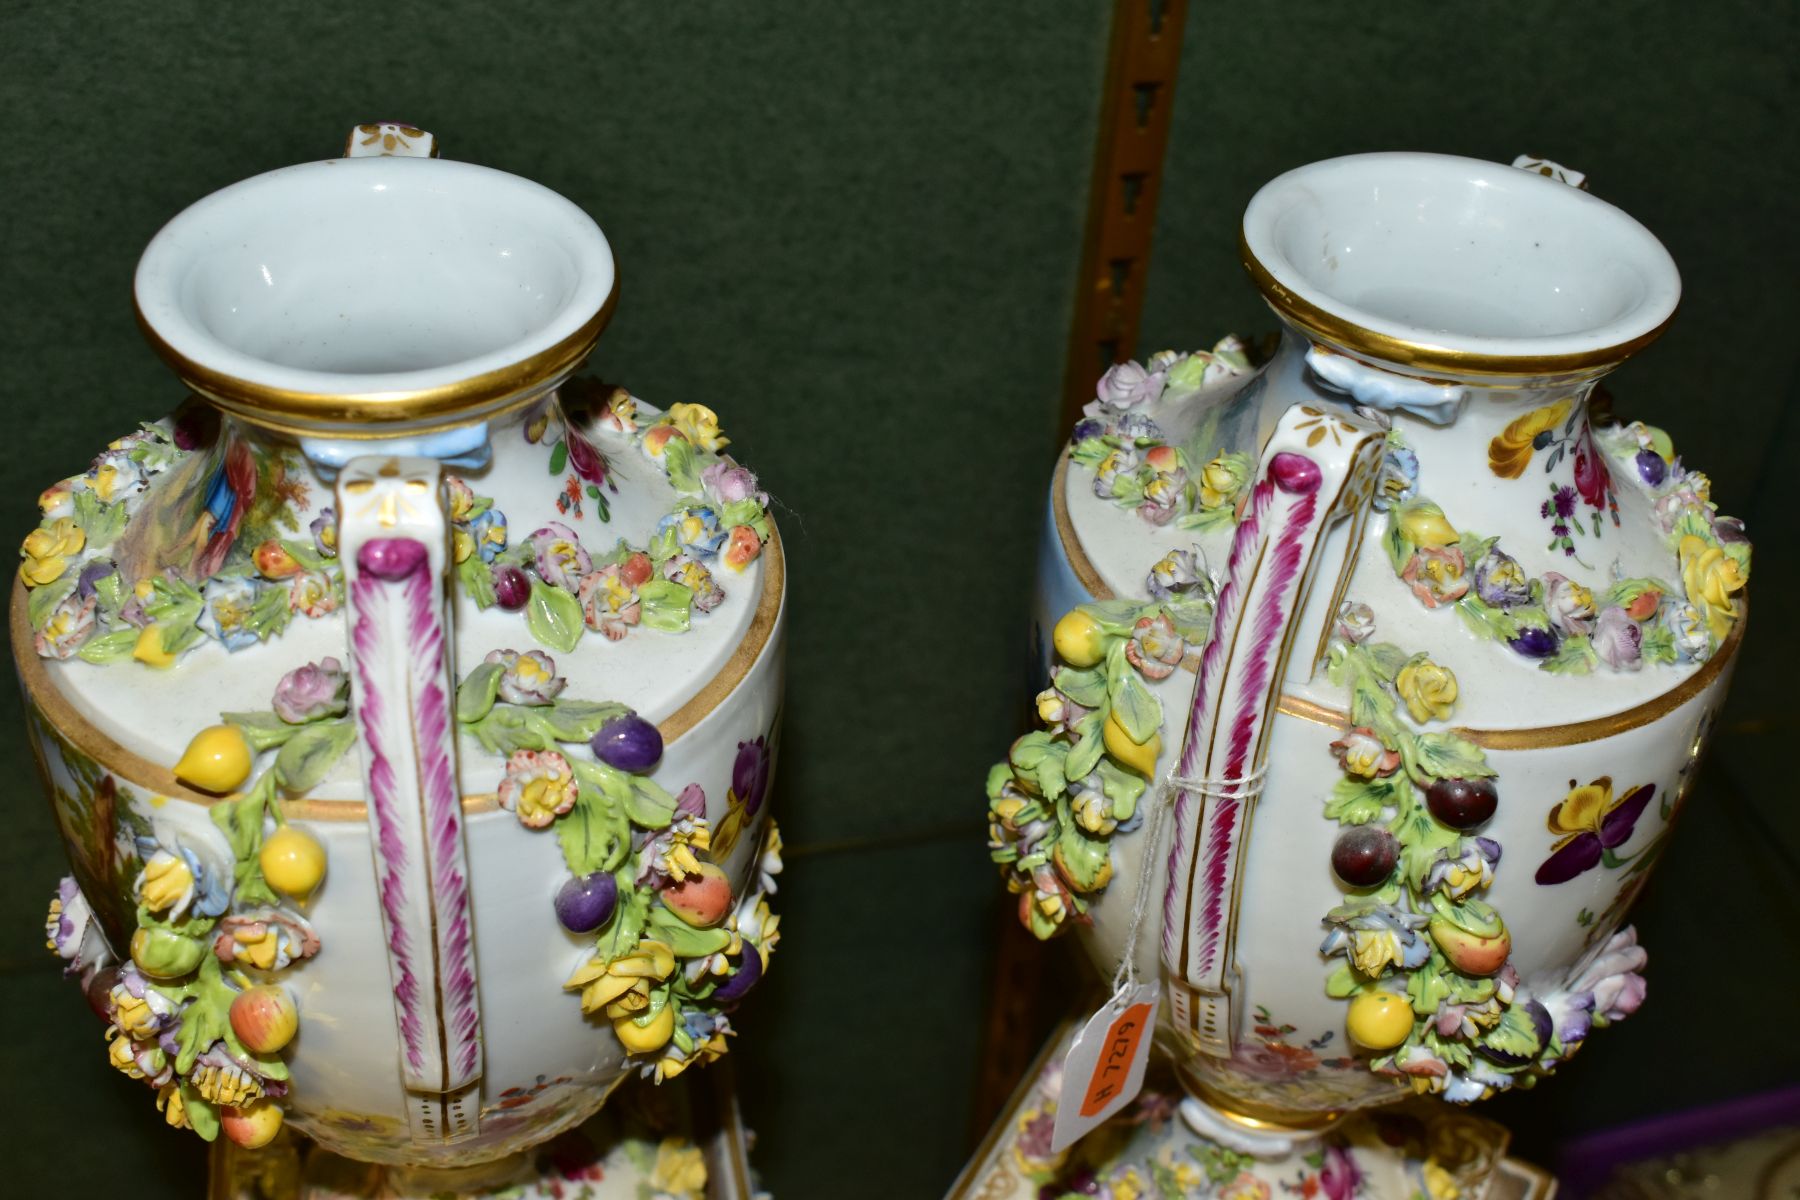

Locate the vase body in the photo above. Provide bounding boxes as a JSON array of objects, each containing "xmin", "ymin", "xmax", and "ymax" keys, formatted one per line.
[
  {"xmin": 1000, "ymin": 153, "xmax": 1749, "ymax": 1124},
  {"xmin": 22, "ymin": 127, "xmax": 786, "ymax": 1169}
]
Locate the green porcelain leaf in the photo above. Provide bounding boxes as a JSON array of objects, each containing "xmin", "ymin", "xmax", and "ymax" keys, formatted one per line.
[
  {"xmin": 638, "ymin": 578, "xmax": 694, "ymax": 633},
  {"xmin": 537, "ymin": 699, "xmax": 631, "ymax": 744},
  {"xmin": 1412, "ymin": 733, "xmax": 1495, "ymax": 781},
  {"xmin": 556, "ymin": 785, "xmax": 631, "ymax": 876},
  {"xmin": 75, "ymin": 627, "xmax": 138, "ymax": 664},
  {"xmin": 454, "ymin": 663, "xmax": 505, "ymax": 724},
  {"xmin": 525, "ymin": 580, "xmax": 584, "ymax": 654},
  {"xmin": 1324, "ymin": 775, "xmax": 1403, "ymax": 825},
  {"xmin": 274, "ymin": 720, "xmax": 356, "ymax": 795},
  {"xmin": 1053, "ymin": 666, "xmax": 1107, "ymax": 709},
  {"xmin": 1109, "ymin": 668, "xmax": 1162, "ymax": 746}
]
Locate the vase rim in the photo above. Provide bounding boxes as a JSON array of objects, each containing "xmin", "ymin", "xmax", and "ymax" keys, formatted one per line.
[
  {"xmin": 1240, "ymin": 152, "xmax": 1681, "ymax": 379},
  {"xmin": 134, "ymin": 156, "xmax": 616, "ymax": 439}
]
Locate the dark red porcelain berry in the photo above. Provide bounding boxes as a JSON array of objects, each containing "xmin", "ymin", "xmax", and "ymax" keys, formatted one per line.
[
  {"xmin": 492, "ymin": 565, "xmax": 532, "ymax": 611},
  {"xmin": 1331, "ymin": 826, "xmax": 1400, "ymax": 888},
  {"xmin": 1425, "ymin": 777, "xmax": 1499, "ymax": 829}
]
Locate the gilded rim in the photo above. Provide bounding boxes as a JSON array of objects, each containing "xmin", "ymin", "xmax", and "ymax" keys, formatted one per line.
[
  {"xmin": 12, "ymin": 522, "xmax": 784, "ymax": 822},
  {"xmin": 1239, "ymin": 229, "xmax": 1677, "ymax": 381},
  {"xmin": 134, "ymin": 287, "xmax": 617, "ymax": 440},
  {"xmin": 1054, "ymin": 449, "xmax": 1745, "ymax": 747},
  {"xmin": 1177, "ymin": 1063, "xmax": 1350, "ymax": 1132}
]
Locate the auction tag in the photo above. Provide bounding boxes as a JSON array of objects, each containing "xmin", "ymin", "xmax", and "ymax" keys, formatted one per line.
[{"xmin": 1049, "ymin": 983, "xmax": 1159, "ymax": 1152}]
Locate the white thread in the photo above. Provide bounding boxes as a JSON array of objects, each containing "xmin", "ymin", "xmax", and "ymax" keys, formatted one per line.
[{"xmin": 1108, "ymin": 764, "xmax": 1270, "ymax": 998}]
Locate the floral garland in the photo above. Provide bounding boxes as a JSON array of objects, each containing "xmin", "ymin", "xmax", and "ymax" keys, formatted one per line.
[
  {"xmin": 457, "ymin": 650, "xmax": 781, "ymax": 1083},
  {"xmin": 469, "ymin": 389, "xmax": 773, "ymax": 655},
  {"xmin": 1067, "ymin": 340, "xmax": 1255, "ymax": 529},
  {"xmin": 987, "ymin": 580, "xmax": 1214, "ymax": 940},
  {"xmin": 47, "ymin": 657, "xmax": 352, "ymax": 1146},
  {"xmin": 1317, "ymin": 607, "xmax": 1647, "ymax": 1103},
  {"xmin": 1379, "ymin": 425, "xmax": 1749, "ymax": 675},
  {"xmin": 22, "ymin": 413, "xmax": 348, "ymax": 667}
]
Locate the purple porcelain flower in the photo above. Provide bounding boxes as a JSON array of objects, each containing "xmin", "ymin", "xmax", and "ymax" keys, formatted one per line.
[
  {"xmin": 701, "ymin": 461, "xmax": 766, "ymax": 507},
  {"xmin": 485, "ymin": 648, "xmax": 566, "ymax": 706},
  {"xmin": 731, "ymin": 736, "xmax": 771, "ymax": 818},
  {"xmin": 1094, "ymin": 360, "xmax": 1166, "ymax": 410},
  {"xmin": 46, "ymin": 877, "xmax": 97, "ymax": 973},
  {"xmin": 1070, "ymin": 417, "xmax": 1106, "ymax": 444},
  {"xmin": 531, "ymin": 522, "xmax": 591, "ymax": 590},
  {"xmin": 1335, "ymin": 601, "xmax": 1376, "ymax": 645},
  {"xmin": 309, "ymin": 507, "xmax": 338, "ymax": 559},
  {"xmin": 272, "ymin": 657, "xmax": 350, "ymax": 724},
  {"xmin": 1374, "ymin": 443, "xmax": 1419, "ymax": 511},
  {"xmin": 1112, "ymin": 411, "xmax": 1164, "ymax": 443},
  {"xmin": 1091, "ymin": 445, "xmax": 1139, "ymax": 499},
  {"xmin": 1472, "ymin": 546, "xmax": 1531, "ymax": 609},
  {"xmin": 1547, "ymin": 927, "xmax": 1648, "ymax": 1049},
  {"xmin": 663, "ymin": 553, "xmax": 726, "ymax": 613},
  {"xmin": 1592, "ymin": 606, "xmax": 1643, "ymax": 671},
  {"xmin": 1535, "ymin": 777, "xmax": 1655, "ymax": 885},
  {"xmin": 1541, "ymin": 571, "xmax": 1597, "ymax": 636},
  {"xmin": 1423, "ymin": 837, "xmax": 1502, "ymax": 899}
]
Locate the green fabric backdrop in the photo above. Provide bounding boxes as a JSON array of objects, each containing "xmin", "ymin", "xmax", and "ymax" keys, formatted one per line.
[{"xmin": 0, "ymin": 2, "xmax": 1791, "ymax": 1196}]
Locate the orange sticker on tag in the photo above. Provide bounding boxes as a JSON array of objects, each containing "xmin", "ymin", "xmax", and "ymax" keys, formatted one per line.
[
  {"xmin": 1078, "ymin": 1001, "xmax": 1153, "ymax": 1116},
  {"xmin": 1050, "ymin": 983, "xmax": 1159, "ymax": 1153}
]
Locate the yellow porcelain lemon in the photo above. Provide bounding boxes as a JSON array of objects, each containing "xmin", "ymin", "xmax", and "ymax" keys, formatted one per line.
[
  {"xmin": 260, "ymin": 826, "xmax": 327, "ymax": 898},
  {"xmin": 174, "ymin": 725, "xmax": 252, "ymax": 794},
  {"xmin": 1102, "ymin": 712, "xmax": 1161, "ymax": 777},
  {"xmin": 1052, "ymin": 610, "xmax": 1106, "ymax": 668},
  {"xmin": 1346, "ymin": 990, "xmax": 1413, "ymax": 1050},
  {"xmin": 614, "ymin": 1002, "xmax": 676, "ymax": 1054},
  {"xmin": 133, "ymin": 624, "xmax": 180, "ymax": 669}
]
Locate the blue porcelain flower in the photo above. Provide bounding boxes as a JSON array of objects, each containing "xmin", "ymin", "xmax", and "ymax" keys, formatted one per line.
[
  {"xmin": 197, "ymin": 576, "xmax": 264, "ymax": 651},
  {"xmin": 657, "ymin": 506, "xmax": 727, "ymax": 559}
]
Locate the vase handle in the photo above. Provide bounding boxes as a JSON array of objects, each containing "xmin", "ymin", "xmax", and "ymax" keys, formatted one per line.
[
  {"xmin": 337, "ymin": 454, "xmax": 483, "ymax": 1144},
  {"xmin": 1159, "ymin": 402, "xmax": 1385, "ymax": 1059}
]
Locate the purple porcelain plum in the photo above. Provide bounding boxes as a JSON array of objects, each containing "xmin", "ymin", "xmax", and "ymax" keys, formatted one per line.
[
  {"xmin": 591, "ymin": 713, "xmax": 663, "ymax": 773},
  {"xmin": 712, "ymin": 948, "xmax": 764, "ymax": 1007},
  {"xmin": 492, "ymin": 564, "xmax": 531, "ymax": 611},
  {"xmin": 554, "ymin": 871, "xmax": 618, "ymax": 934}
]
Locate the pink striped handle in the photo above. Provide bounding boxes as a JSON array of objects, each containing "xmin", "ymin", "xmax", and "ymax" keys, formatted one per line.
[
  {"xmin": 1159, "ymin": 404, "xmax": 1383, "ymax": 1059},
  {"xmin": 338, "ymin": 455, "xmax": 483, "ymax": 1144}
]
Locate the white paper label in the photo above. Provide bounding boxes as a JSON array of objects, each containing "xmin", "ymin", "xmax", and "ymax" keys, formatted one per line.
[{"xmin": 1050, "ymin": 983, "xmax": 1159, "ymax": 1153}]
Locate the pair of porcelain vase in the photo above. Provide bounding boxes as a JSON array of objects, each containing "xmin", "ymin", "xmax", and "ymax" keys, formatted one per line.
[{"xmin": 20, "ymin": 126, "xmax": 1748, "ymax": 1187}]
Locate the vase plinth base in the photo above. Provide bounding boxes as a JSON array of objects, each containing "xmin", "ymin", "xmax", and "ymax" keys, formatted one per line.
[
  {"xmin": 950, "ymin": 1016, "xmax": 1556, "ymax": 1198},
  {"xmin": 209, "ymin": 1069, "xmax": 757, "ymax": 1200}
]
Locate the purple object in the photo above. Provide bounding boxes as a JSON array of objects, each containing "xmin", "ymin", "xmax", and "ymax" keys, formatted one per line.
[
  {"xmin": 492, "ymin": 564, "xmax": 531, "ymax": 611},
  {"xmin": 555, "ymin": 872, "xmax": 619, "ymax": 934},
  {"xmin": 732, "ymin": 736, "xmax": 771, "ymax": 816},
  {"xmin": 1331, "ymin": 826, "xmax": 1399, "ymax": 888},
  {"xmin": 591, "ymin": 713, "xmax": 663, "ymax": 773},
  {"xmin": 1509, "ymin": 626, "xmax": 1559, "ymax": 659},
  {"xmin": 357, "ymin": 536, "xmax": 427, "ymax": 580},
  {"xmin": 1478, "ymin": 998, "xmax": 1553, "ymax": 1066},
  {"xmin": 1635, "ymin": 448, "xmax": 1668, "ymax": 487},
  {"xmin": 1269, "ymin": 451, "xmax": 1322, "ymax": 495},
  {"xmin": 1426, "ymin": 777, "xmax": 1499, "ymax": 830},
  {"xmin": 712, "ymin": 947, "xmax": 764, "ymax": 1006}
]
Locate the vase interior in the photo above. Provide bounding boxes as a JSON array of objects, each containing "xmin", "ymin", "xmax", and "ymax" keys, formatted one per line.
[{"xmin": 1242, "ymin": 152, "xmax": 1680, "ymax": 360}]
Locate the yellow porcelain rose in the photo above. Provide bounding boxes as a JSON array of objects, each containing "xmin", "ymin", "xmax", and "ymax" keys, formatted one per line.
[
  {"xmin": 1678, "ymin": 533, "xmax": 1745, "ymax": 643},
  {"xmin": 1198, "ymin": 452, "xmax": 1250, "ymax": 509},
  {"xmin": 565, "ymin": 939, "xmax": 676, "ymax": 1018},
  {"xmin": 19, "ymin": 516, "xmax": 84, "ymax": 587},
  {"xmin": 667, "ymin": 402, "xmax": 729, "ymax": 452},
  {"xmin": 1395, "ymin": 499, "xmax": 1460, "ymax": 549},
  {"xmin": 1396, "ymin": 655, "xmax": 1459, "ymax": 724},
  {"xmin": 649, "ymin": 1137, "xmax": 708, "ymax": 1198}
]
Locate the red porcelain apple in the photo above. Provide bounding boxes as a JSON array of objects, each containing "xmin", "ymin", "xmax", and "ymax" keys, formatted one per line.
[
  {"xmin": 229, "ymin": 984, "xmax": 298, "ymax": 1054},
  {"xmin": 1429, "ymin": 915, "xmax": 1512, "ymax": 977},
  {"xmin": 221, "ymin": 1098, "xmax": 284, "ymax": 1149},
  {"xmin": 660, "ymin": 864, "xmax": 732, "ymax": 928}
]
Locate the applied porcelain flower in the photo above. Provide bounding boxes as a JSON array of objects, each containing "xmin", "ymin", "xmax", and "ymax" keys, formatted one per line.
[
  {"xmin": 1471, "ymin": 546, "xmax": 1531, "ymax": 609},
  {"xmin": 700, "ymin": 461, "xmax": 765, "ymax": 507},
  {"xmin": 1198, "ymin": 452, "xmax": 1250, "ymax": 510},
  {"xmin": 1334, "ymin": 600, "xmax": 1376, "ymax": 645},
  {"xmin": 272, "ymin": 657, "xmax": 349, "ymax": 723},
  {"xmin": 133, "ymin": 821, "xmax": 234, "ymax": 923},
  {"xmin": 1677, "ymin": 533, "xmax": 1744, "ymax": 643},
  {"xmin": 484, "ymin": 648, "xmax": 566, "ymax": 706},
  {"xmin": 1545, "ymin": 927, "xmax": 1648, "ymax": 1048},
  {"xmin": 1124, "ymin": 612, "xmax": 1184, "ymax": 680},
  {"xmin": 213, "ymin": 909, "xmax": 321, "ymax": 971},
  {"xmin": 87, "ymin": 448, "xmax": 148, "ymax": 503},
  {"xmin": 1541, "ymin": 572, "xmax": 1597, "ymax": 636},
  {"xmin": 108, "ymin": 965, "xmax": 178, "ymax": 1039},
  {"xmin": 663, "ymin": 553, "xmax": 725, "ymax": 612},
  {"xmin": 1663, "ymin": 598, "xmax": 1712, "ymax": 662},
  {"xmin": 35, "ymin": 591, "xmax": 97, "ymax": 660},
  {"xmin": 443, "ymin": 475, "xmax": 477, "ymax": 523},
  {"xmin": 565, "ymin": 939, "xmax": 677, "ymax": 1018},
  {"xmin": 309, "ymin": 507, "xmax": 338, "ymax": 558},
  {"xmin": 1400, "ymin": 545, "xmax": 1469, "ymax": 609},
  {"xmin": 1145, "ymin": 546, "xmax": 1203, "ymax": 600},
  {"xmin": 194, "ymin": 576, "xmax": 264, "ymax": 650},
  {"xmin": 1374, "ymin": 442, "xmax": 1419, "ymax": 510},
  {"xmin": 1534, "ymin": 777, "xmax": 1655, "ymax": 885},
  {"xmin": 1652, "ymin": 470, "xmax": 1712, "ymax": 533},
  {"xmin": 600, "ymin": 388, "xmax": 640, "ymax": 434},
  {"xmin": 1068, "ymin": 772, "xmax": 1117, "ymax": 837},
  {"xmin": 1395, "ymin": 655, "xmax": 1458, "ymax": 724},
  {"xmin": 1424, "ymin": 837, "xmax": 1501, "ymax": 899},
  {"xmin": 1320, "ymin": 901, "xmax": 1431, "ymax": 976},
  {"xmin": 666, "ymin": 402, "xmax": 729, "ymax": 453},
  {"xmin": 109, "ymin": 1027, "xmax": 172, "ymax": 1087},
  {"xmin": 45, "ymin": 876, "xmax": 98, "ymax": 972},
  {"xmin": 1591, "ymin": 606, "xmax": 1643, "ymax": 671},
  {"xmin": 756, "ymin": 819, "xmax": 783, "ymax": 896},
  {"xmin": 286, "ymin": 570, "xmax": 338, "ymax": 619},
  {"xmin": 496, "ymin": 749, "xmax": 579, "ymax": 829},
  {"xmin": 1034, "ymin": 687, "xmax": 1088, "ymax": 734},
  {"xmin": 1093, "ymin": 446, "xmax": 1139, "ymax": 500},
  {"xmin": 1112, "ymin": 410, "xmax": 1163, "ymax": 443},
  {"xmin": 20, "ymin": 516, "xmax": 85, "ymax": 587},
  {"xmin": 648, "ymin": 1135, "xmax": 709, "ymax": 1197},
  {"xmin": 1330, "ymin": 727, "xmax": 1400, "ymax": 779},
  {"xmin": 578, "ymin": 563, "xmax": 642, "ymax": 641},
  {"xmin": 1094, "ymin": 360, "xmax": 1166, "ymax": 410},
  {"xmin": 656, "ymin": 506, "xmax": 727, "ymax": 560},
  {"xmin": 531, "ymin": 521, "xmax": 591, "ymax": 590},
  {"xmin": 639, "ymin": 784, "xmax": 712, "ymax": 885}
]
